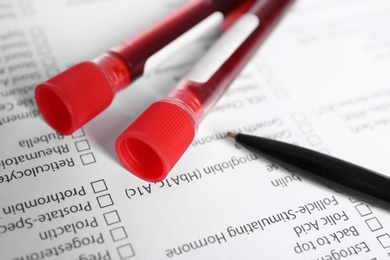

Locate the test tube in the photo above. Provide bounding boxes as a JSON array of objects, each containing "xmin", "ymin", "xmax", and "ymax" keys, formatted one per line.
[
  {"xmin": 116, "ymin": 0, "xmax": 294, "ymax": 182},
  {"xmin": 34, "ymin": 0, "xmax": 255, "ymax": 135}
]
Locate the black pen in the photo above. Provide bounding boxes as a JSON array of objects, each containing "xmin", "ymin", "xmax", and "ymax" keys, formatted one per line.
[{"xmin": 227, "ymin": 132, "xmax": 390, "ymax": 203}]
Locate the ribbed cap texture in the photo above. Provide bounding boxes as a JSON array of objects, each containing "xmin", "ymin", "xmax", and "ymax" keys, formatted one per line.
[
  {"xmin": 116, "ymin": 101, "xmax": 195, "ymax": 182},
  {"xmin": 35, "ymin": 62, "xmax": 114, "ymax": 134}
]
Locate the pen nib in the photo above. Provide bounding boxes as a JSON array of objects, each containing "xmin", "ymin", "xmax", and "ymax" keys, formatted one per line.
[{"xmin": 227, "ymin": 132, "xmax": 237, "ymax": 139}]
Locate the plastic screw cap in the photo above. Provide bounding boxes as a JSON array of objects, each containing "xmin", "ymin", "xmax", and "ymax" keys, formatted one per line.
[
  {"xmin": 116, "ymin": 101, "xmax": 195, "ymax": 182},
  {"xmin": 35, "ymin": 62, "xmax": 114, "ymax": 135}
]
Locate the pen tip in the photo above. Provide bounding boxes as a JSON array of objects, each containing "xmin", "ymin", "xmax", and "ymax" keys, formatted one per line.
[{"xmin": 227, "ymin": 132, "xmax": 237, "ymax": 139}]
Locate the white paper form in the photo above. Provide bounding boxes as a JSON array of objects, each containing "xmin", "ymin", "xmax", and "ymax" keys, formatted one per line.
[{"xmin": 1, "ymin": 0, "xmax": 390, "ymax": 259}]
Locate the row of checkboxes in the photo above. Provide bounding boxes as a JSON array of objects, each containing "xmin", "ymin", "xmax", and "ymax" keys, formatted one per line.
[
  {"xmin": 291, "ymin": 113, "xmax": 390, "ymax": 249},
  {"xmin": 354, "ymin": 203, "xmax": 384, "ymax": 231},
  {"xmin": 291, "ymin": 112, "xmax": 330, "ymax": 154},
  {"xmin": 0, "ymin": 0, "xmax": 33, "ymax": 19},
  {"xmin": 254, "ymin": 56, "xmax": 289, "ymax": 99},
  {"xmin": 91, "ymin": 179, "xmax": 136, "ymax": 259},
  {"xmin": 17, "ymin": 0, "xmax": 35, "ymax": 16},
  {"xmin": 349, "ymin": 198, "xmax": 390, "ymax": 249},
  {"xmin": 91, "ymin": 179, "xmax": 115, "ymax": 208},
  {"xmin": 71, "ymin": 128, "xmax": 97, "ymax": 165},
  {"xmin": 29, "ymin": 26, "xmax": 59, "ymax": 78}
]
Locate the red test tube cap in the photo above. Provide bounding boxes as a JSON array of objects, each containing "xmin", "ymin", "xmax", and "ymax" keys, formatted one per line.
[
  {"xmin": 115, "ymin": 101, "xmax": 195, "ymax": 182},
  {"xmin": 35, "ymin": 62, "xmax": 114, "ymax": 135}
]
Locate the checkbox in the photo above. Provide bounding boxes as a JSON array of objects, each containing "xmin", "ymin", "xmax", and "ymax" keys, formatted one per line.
[
  {"xmin": 80, "ymin": 152, "xmax": 96, "ymax": 165},
  {"xmin": 299, "ymin": 123, "xmax": 314, "ymax": 134},
  {"xmin": 377, "ymin": 234, "xmax": 390, "ymax": 248},
  {"xmin": 104, "ymin": 210, "xmax": 121, "ymax": 225},
  {"xmin": 117, "ymin": 244, "xmax": 135, "ymax": 259},
  {"xmin": 75, "ymin": 139, "xmax": 91, "ymax": 152},
  {"xmin": 96, "ymin": 194, "xmax": 114, "ymax": 208},
  {"xmin": 307, "ymin": 135, "xmax": 322, "ymax": 146},
  {"xmin": 355, "ymin": 203, "xmax": 372, "ymax": 217},
  {"xmin": 91, "ymin": 179, "xmax": 108, "ymax": 193},
  {"xmin": 291, "ymin": 112, "xmax": 305, "ymax": 122},
  {"xmin": 32, "ymin": 35, "xmax": 47, "ymax": 45},
  {"xmin": 41, "ymin": 56, "xmax": 56, "ymax": 66},
  {"xmin": 45, "ymin": 67, "xmax": 59, "ymax": 78},
  {"xmin": 365, "ymin": 217, "xmax": 383, "ymax": 232},
  {"xmin": 29, "ymin": 27, "xmax": 44, "ymax": 37},
  {"xmin": 349, "ymin": 197, "xmax": 359, "ymax": 203},
  {"xmin": 72, "ymin": 128, "xmax": 85, "ymax": 138},
  {"xmin": 267, "ymin": 78, "xmax": 281, "ymax": 88},
  {"xmin": 110, "ymin": 226, "xmax": 128, "ymax": 242},
  {"xmin": 37, "ymin": 45, "xmax": 51, "ymax": 54}
]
